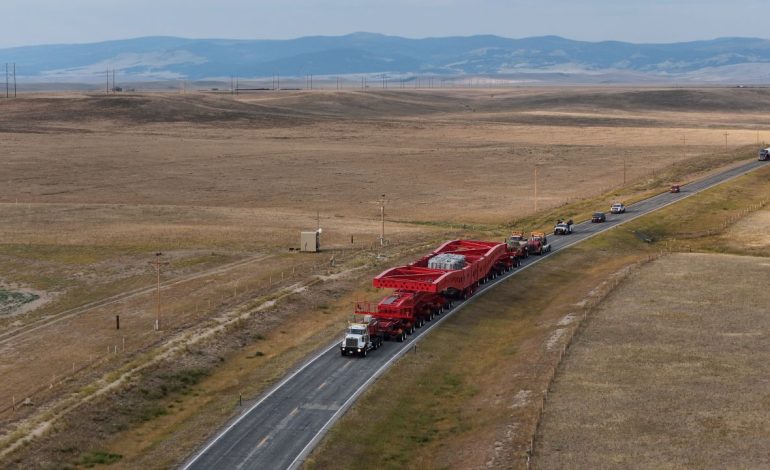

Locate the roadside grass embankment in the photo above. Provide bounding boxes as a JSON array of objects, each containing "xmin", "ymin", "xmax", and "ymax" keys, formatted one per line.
[
  {"xmin": 307, "ymin": 163, "xmax": 770, "ymax": 469},
  {"xmin": 534, "ymin": 252, "xmax": 770, "ymax": 469}
]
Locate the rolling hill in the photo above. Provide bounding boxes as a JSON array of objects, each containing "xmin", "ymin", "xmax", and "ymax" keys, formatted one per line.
[{"xmin": 2, "ymin": 33, "xmax": 770, "ymax": 83}]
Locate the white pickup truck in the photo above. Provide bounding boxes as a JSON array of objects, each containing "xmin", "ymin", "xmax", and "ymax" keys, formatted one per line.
[
  {"xmin": 610, "ymin": 202, "xmax": 626, "ymax": 214},
  {"xmin": 553, "ymin": 219, "xmax": 574, "ymax": 235}
]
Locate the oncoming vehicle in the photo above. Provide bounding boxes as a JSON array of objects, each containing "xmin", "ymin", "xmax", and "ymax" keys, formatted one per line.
[
  {"xmin": 610, "ymin": 202, "xmax": 626, "ymax": 214},
  {"xmin": 554, "ymin": 218, "xmax": 574, "ymax": 235},
  {"xmin": 591, "ymin": 212, "xmax": 606, "ymax": 223},
  {"xmin": 759, "ymin": 147, "xmax": 770, "ymax": 161},
  {"xmin": 670, "ymin": 184, "xmax": 681, "ymax": 193}
]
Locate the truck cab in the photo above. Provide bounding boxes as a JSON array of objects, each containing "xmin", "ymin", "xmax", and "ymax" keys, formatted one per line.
[
  {"xmin": 528, "ymin": 231, "xmax": 552, "ymax": 255},
  {"xmin": 759, "ymin": 147, "xmax": 770, "ymax": 161},
  {"xmin": 341, "ymin": 316, "xmax": 383, "ymax": 357},
  {"xmin": 507, "ymin": 231, "xmax": 529, "ymax": 258}
]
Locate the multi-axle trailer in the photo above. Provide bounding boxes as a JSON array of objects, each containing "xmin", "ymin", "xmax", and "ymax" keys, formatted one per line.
[{"xmin": 342, "ymin": 240, "xmax": 521, "ymax": 357}]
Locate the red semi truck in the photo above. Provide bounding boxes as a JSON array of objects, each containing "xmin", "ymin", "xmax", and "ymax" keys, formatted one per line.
[
  {"xmin": 345, "ymin": 240, "xmax": 521, "ymax": 357},
  {"xmin": 527, "ymin": 231, "xmax": 552, "ymax": 255}
]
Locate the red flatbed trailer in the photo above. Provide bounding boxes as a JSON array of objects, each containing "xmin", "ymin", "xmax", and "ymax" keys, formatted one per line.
[
  {"xmin": 352, "ymin": 240, "xmax": 519, "ymax": 342},
  {"xmin": 373, "ymin": 240, "xmax": 514, "ymax": 295}
]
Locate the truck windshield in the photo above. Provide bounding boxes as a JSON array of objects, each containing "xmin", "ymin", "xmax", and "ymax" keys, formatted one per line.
[{"xmin": 347, "ymin": 327, "xmax": 366, "ymax": 335}]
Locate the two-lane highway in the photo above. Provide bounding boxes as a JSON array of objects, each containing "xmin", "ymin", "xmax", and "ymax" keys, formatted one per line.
[{"xmin": 183, "ymin": 158, "xmax": 768, "ymax": 470}]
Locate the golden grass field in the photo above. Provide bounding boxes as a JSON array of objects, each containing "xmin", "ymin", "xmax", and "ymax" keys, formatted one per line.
[
  {"xmin": 535, "ymin": 252, "xmax": 770, "ymax": 469},
  {"xmin": 0, "ymin": 87, "xmax": 768, "ymax": 468}
]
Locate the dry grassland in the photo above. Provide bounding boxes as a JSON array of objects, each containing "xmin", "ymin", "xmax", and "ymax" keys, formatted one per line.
[
  {"xmin": 725, "ymin": 209, "xmax": 770, "ymax": 251},
  {"xmin": 535, "ymin": 253, "xmax": 770, "ymax": 469},
  {"xmin": 0, "ymin": 87, "xmax": 768, "ymax": 467}
]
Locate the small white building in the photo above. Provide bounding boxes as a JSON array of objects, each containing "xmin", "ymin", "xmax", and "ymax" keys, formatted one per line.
[{"xmin": 300, "ymin": 230, "xmax": 320, "ymax": 252}]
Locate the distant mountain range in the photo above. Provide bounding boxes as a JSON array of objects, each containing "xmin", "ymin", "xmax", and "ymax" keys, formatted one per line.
[{"xmin": 2, "ymin": 33, "xmax": 770, "ymax": 84}]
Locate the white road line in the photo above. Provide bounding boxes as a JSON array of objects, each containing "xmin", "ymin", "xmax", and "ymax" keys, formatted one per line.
[{"xmin": 180, "ymin": 340, "xmax": 339, "ymax": 470}]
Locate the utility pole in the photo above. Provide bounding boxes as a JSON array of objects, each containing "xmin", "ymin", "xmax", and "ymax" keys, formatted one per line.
[
  {"xmin": 379, "ymin": 194, "xmax": 386, "ymax": 246},
  {"xmin": 148, "ymin": 252, "xmax": 169, "ymax": 331},
  {"xmin": 683, "ymin": 134, "xmax": 687, "ymax": 159},
  {"xmin": 534, "ymin": 166, "xmax": 539, "ymax": 213},
  {"xmin": 13, "ymin": 63, "xmax": 16, "ymax": 97},
  {"xmin": 112, "ymin": 69, "xmax": 115, "ymax": 92},
  {"xmin": 106, "ymin": 68, "xmax": 109, "ymax": 93},
  {"xmin": 723, "ymin": 132, "xmax": 729, "ymax": 150},
  {"xmin": 5, "ymin": 63, "xmax": 8, "ymax": 98}
]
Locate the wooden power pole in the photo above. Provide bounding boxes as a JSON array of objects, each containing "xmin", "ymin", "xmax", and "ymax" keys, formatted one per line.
[
  {"xmin": 149, "ymin": 252, "xmax": 169, "ymax": 331},
  {"xmin": 379, "ymin": 194, "xmax": 386, "ymax": 246}
]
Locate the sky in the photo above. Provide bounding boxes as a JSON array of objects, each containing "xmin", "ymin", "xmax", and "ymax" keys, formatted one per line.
[{"xmin": 1, "ymin": 0, "xmax": 768, "ymax": 48}]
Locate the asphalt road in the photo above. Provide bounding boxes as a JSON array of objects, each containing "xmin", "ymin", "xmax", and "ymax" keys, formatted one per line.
[{"xmin": 182, "ymin": 159, "xmax": 768, "ymax": 470}]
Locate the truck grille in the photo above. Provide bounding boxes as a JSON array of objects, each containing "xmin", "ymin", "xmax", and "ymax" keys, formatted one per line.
[{"xmin": 345, "ymin": 338, "xmax": 358, "ymax": 348}]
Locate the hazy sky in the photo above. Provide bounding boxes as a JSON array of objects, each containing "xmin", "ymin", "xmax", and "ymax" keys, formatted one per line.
[{"xmin": 2, "ymin": 0, "xmax": 768, "ymax": 48}]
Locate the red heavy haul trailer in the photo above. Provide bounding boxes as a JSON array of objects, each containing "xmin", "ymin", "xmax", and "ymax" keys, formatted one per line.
[{"xmin": 343, "ymin": 240, "xmax": 519, "ymax": 356}]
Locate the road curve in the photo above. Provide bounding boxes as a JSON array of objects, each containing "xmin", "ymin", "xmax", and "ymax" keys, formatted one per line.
[{"xmin": 182, "ymin": 159, "xmax": 768, "ymax": 470}]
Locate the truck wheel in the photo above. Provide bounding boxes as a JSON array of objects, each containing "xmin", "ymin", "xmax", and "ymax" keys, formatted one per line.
[
  {"xmin": 341, "ymin": 350, "xmax": 346, "ymax": 356},
  {"xmin": 362, "ymin": 349, "xmax": 367, "ymax": 357},
  {"xmin": 397, "ymin": 333, "xmax": 404, "ymax": 342}
]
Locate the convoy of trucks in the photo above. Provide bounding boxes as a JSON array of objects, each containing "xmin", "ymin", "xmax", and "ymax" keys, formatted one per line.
[
  {"xmin": 342, "ymin": 240, "xmax": 521, "ymax": 357},
  {"xmin": 339, "ymin": 179, "xmax": 674, "ymax": 357}
]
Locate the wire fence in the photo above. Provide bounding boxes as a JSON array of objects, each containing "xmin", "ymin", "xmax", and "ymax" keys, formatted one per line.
[{"xmin": 0, "ymin": 235, "xmax": 443, "ymax": 422}]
